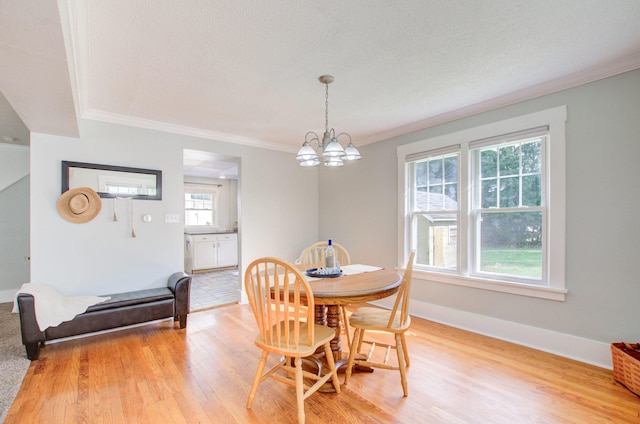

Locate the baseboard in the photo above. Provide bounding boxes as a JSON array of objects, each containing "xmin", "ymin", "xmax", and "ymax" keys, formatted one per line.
[{"xmin": 370, "ymin": 298, "xmax": 612, "ymax": 370}]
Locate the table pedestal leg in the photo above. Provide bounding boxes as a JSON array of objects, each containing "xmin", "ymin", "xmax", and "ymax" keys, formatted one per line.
[
  {"xmin": 314, "ymin": 304, "xmax": 326, "ymax": 326},
  {"xmin": 312, "ymin": 304, "xmax": 354, "ymax": 392},
  {"xmin": 326, "ymin": 305, "xmax": 343, "ymax": 364}
]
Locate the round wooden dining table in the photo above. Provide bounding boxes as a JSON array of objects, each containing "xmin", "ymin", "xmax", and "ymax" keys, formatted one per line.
[{"xmin": 296, "ymin": 266, "xmax": 403, "ymax": 364}]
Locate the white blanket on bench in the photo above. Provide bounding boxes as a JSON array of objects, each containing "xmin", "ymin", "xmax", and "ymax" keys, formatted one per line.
[{"xmin": 13, "ymin": 283, "xmax": 111, "ymax": 331}]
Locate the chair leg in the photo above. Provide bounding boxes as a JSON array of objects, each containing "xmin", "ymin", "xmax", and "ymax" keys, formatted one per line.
[
  {"xmin": 400, "ymin": 332, "xmax": 410, "ymax": 367},
  {"xmin": 294, "ymin": 356, "xmax": 305, "ymax": 424},
  {"xmin": 395, "ymin": 333, "xmax": 408, "ymax": 397},
  {"xmin": 247, "ymin": 350, "xmax": 269, "ymax": 409},
  {"xmin": 341, "ymin": 305, "xmax": 351, "ymax": 348},
  {"xmin": 344, "ymin": 328, "xmax": 362, "ymax": 385},
  {"xmin": 323, "ymin": 342, "xmax": 341, "ymax": 393}
]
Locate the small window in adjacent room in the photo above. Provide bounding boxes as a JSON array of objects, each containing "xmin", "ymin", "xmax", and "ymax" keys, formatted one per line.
[
  {"xmin": 184, "ymin": 184, "xmax": 219, "ymax": 228},
  {"xmin": 398, "ymin": 106, "xmax": 567, "ymax": 301}
]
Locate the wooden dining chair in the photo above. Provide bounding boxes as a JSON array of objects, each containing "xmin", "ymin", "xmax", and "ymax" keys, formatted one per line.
[
  {"xmin": 300, "ymin": 241, "xmax": 353, "ymax": 347},
  {"xmin": 244, "ymin": 257, "xmax": 341, "ymax": 424},
  {"xmin": 343, "ymin": 250, "xmax": 416, "ymax": 397},
  {"xmin": 300, "ymin": 241, "xmax": 351, "ymax": 269}
]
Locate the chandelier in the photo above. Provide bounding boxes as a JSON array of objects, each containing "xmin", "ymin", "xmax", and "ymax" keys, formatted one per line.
[{"xmin": 296, "ymin": 75, "xmax": 362, "ymax": 167}]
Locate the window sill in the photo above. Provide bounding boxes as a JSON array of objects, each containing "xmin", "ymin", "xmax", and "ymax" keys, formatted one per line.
[{"xmin": 412, "ymin": 269, "xmax": 567, "ymax": 301}]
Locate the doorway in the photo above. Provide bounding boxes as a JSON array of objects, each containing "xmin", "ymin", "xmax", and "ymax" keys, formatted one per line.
[{"xmin": 183, "ymin": 149, "xmax": 240, "ymax": 311}]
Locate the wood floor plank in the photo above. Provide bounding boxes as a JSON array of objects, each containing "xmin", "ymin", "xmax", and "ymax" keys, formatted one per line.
[{"xmin": 6, "ymin": 304, "xmax": 640, "ymax": 423}]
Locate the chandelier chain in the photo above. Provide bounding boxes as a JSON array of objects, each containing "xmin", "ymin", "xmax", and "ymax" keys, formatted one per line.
[{"xmin": 325, "ymin": 82, "xmax": 329, "ymax": 133}]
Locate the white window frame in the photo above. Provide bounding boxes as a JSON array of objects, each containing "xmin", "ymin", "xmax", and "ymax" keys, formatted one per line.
[
  {"xmin": 184, "ymin": 183, "xmax": 219, "ymax": 229},
  {"xmin": 397, "ymin": 106, "xmax": 567, "ymax": 301}
]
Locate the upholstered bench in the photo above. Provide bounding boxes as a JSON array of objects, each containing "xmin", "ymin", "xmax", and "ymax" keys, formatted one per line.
[{"xmin": 17, "ymin": 272, "xmax": 191, "ymax": 360}]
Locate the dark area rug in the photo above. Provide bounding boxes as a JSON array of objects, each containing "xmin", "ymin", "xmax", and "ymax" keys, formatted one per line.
[{"xmin": 0, "ymin": 302, "xmax": 30, "ymax": 422}]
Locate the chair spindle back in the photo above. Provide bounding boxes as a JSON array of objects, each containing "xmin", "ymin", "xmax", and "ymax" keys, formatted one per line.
[
  {"xmin": 301, "ymin": 241, "xmax": 351, "ymax": 268},
  {"xmin": 244, "ymin": 257, "xmax": 315, "ymax": 350},
  {"xmin": 387, "ymin": 250, "xmax": 416, "ymax": 329}
]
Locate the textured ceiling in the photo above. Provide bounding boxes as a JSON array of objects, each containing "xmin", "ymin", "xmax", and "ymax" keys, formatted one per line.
[{"xmin": 2, "ymin": 0, "xmax": 640, "ymax": 154}]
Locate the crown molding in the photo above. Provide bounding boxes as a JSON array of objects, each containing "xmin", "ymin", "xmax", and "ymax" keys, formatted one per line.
[
  {"xmin": 358, "ymin": 54, "xmax": 640, "ymax": 145},
  {"xmin": 81, "ymin": 109, "xmax": 297, "ymax": 153}
]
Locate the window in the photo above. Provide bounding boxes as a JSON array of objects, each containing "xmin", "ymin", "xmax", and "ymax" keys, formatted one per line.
[
  {"xmin": 472, "ymin": 133, "xmax": 546, "ymax": 281},
  {"xmin": 398, "ymin": 106, "xmax": 567, "ymax": 300},
  {"xmin": 184, "ymin": 184, "xmax": 219, "ymax": 228},
  {"xmin": 409, "ymin": 152, "xmax": 459, "ymax": 270}
]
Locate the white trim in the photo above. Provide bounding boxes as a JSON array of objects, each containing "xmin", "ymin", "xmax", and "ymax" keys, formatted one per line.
[
  {"xmin": 0, "ymin": 143, "xmax": 30, "ymax": 151},
  {"xmin": 370, "ymin": 297, "xmax": 612, "ymax": 370},
  {"xmin": 397, "ymin": 106, "xmax": 567, "ymax": 298},
  {"xmin": 413, "ymin": 270, "xmax": 566, "ymax": 301},
  {"xmin": 397, "ymin": 106, "xmax": 567, "ymax": 161},
  {"xmin": 82, "ymin": 109, "xmax": 297, "ymax": 153}
]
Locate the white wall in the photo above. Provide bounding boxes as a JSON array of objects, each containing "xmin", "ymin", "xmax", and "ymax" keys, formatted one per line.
[
  {"xmin": 29, "ymin": 119, "xmax": 319, "ymax": 296},
  {"xmin": 0, "ymin": 143, "xmax": 30, "ymax": 300},
  {"xmin": 320, "ymin": 69, "xmax": 640, "ymax": 367}
]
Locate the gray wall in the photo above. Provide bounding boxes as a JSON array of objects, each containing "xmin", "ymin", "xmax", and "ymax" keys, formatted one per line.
[
  {"xmin": 0, "ymin": 143, "xmax": 30, "ymax": 299},
  {"xmin": 29, "ymin": 119, "xmax": 319, "ymax": 297},
  {"xmin": 0, "ymin": 175, "xmax": 30, "ymax": 297},
  {"xmin": 320, "ymin": 69, "xmax": 640, "ymax": 344}
]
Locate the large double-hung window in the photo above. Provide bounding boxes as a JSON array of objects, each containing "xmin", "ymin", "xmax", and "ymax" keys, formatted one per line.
[
  {"xmin": 472, "ymin": 130, "xmax": 546, "ymax": 281},
  {"xmin": 409, "ymin": 150, "xmax": 460, "ymax": 270},
  {"xmin": 398, "ymin": 107, "xmax": 567, "ymax": 300}
]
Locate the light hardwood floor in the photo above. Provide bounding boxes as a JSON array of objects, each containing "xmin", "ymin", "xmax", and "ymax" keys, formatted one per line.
[{"xmin": 6, "ymin": 303, "xmax": 640, "ymax": 423}]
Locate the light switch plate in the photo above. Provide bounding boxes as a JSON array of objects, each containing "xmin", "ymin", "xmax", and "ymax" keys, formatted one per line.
[{"xmin": 165, "ymin": 213, "xmax": 180, "ymax": 224}]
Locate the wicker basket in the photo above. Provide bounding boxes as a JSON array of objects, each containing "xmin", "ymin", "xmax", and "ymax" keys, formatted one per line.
[{"xmin": 611, "ymin": 342, "xmax": 640, "ymax": 396}]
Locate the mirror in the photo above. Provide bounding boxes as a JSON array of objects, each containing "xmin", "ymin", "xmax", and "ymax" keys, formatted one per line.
[{"xmin": 62, "ymin": 161, "xmax": 162, "ymax": 200}]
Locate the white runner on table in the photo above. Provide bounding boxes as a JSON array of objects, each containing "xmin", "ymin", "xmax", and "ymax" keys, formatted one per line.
[
  {"xmin": 302, "ymin": 264, "xmax": 383, "ymax": 281},
  {"xmin": 340, "ymin": 264, "xmax": 382, "ymax": 275}
]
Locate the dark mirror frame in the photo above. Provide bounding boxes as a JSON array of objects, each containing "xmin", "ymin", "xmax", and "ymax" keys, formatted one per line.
[{"xmin": 61, "ymin": 161, "xmax": 163, "ymax": 200}]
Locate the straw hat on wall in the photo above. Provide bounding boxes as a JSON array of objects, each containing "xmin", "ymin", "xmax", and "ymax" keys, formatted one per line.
[{"xmin": 57, "ymin": 187, "xmax": 102, "ymax": 224}]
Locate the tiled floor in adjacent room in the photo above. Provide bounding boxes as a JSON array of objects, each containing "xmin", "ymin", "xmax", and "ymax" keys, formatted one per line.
[{"xmin": 189, "ymin": 268, "xmax": 240, "ymax": 311}]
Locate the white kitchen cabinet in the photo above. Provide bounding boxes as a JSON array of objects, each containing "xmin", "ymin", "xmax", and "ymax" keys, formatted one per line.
[
  {"xmin": 192, "ymin": 234, "xmax": 217, "ymax": 270},
  {"xmin": 185, "ymin": 233, "xmax": 238, "ymax": 273},
  {"xmin": 216, "ymin": 233, "xmax": 238, "ymax": 267}
]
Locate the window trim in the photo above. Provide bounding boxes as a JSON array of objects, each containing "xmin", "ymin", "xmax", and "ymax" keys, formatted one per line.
[
  {"xmin": 397, "ymin": 106, "xmax": 567, "ymax": 301},
  {"xmin": 184, "ymin": 183, "xmax": 220, "ymax": 229}
]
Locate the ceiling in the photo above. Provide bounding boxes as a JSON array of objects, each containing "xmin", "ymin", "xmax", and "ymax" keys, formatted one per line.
[
  {"xmin": 2, "ymin": 0, "xmax": 640, "ymax": 159},
  {"xmin": 183, "ymin": 149, "xmax": 238, "ymax": 180}
]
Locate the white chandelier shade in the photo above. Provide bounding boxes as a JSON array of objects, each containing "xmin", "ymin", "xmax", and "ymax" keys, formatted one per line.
[{"xmin": 296, "ymin": 75, "xmax": 362, "ymax": 167}]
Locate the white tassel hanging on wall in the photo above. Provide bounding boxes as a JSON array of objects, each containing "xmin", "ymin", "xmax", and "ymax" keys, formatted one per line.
[
  {"xmin": 113, "ymin": 197, "xmax": 119, "ymax": 222},
  {"xmin": 130, "ymin": 198, "xmax": 136, "ymax": 238}
]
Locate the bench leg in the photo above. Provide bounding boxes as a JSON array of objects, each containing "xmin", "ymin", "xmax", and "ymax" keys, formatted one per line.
[
  {"xmin": 25, "ymin": 342, "xmax": 40, "ymax": 360},
  {"xmin": 178, "ymin": 315, "xmax": 187, "ymax": 329}
]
